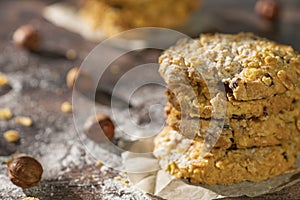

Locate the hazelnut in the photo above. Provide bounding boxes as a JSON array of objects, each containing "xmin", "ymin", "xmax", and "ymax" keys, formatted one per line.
[
  {"xmin": 0, "ymin": 73, "xmax": 8, "ymax": 87},
  {"xmin": 15, "ymin": 116, "xmax": 33, "ymax": 127},
  {"xmin": 3, "ymin": 130, "xmax": 20, "ymax": 143},
  {"xmin": 255, "ymin": 0, "xmax": 280, "ymax": 21},
  {"xmin": 66, "ymin": 67, "xmax": 79, "ymax": 88},
  {"xmin": 83, "ymin": 114, "xmax": 115, "ymax": 142},
  {"xmin": 0, "ymin": 108, "xmax": 13, "ymax": 120},
  {"xmin": 7, "ymin": 156, "xmax": 43, "ymax": 189},
  {"xmin": 13, "ymin": 25, "xmax": 40, "ymax": 51},
  {"xmin": 61, "ymin": 101, "xmax": 72, "ymax": 113},
  {"xmin": 65, "ymin": 49, "xmax": 77, "ymax": 60},
  {"xmin": 66, "ymin": 67, "xmax": 94, "ymax": 91}
]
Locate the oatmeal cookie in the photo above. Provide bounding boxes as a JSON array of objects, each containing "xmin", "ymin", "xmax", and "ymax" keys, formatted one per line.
[
  {"xmin": 154, "ymin": 127, "xmax": 298, "ymax": 185},
  {"xmin": 166, "ymin": 104, "xmax": 300, "ymax": 148},
  {"xmin": 80, "ymin": 0, "xmax": 199, "ymax": 36},
  {"xmin": 159, "ymin": 33, "xmax": 300, "ymax": 101},
  {"xmin": 165, "ymin": 89, "xmax": 297, "ymax": 119}
]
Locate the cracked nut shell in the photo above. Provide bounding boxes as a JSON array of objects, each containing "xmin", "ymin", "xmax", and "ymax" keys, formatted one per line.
[
  {"xmin": 83, "ymin": 114, "xmax": 115, "ymax": 142},
  {"xmin": 7, "ymin": 156, "xmax": 43, "ymax": 189}
]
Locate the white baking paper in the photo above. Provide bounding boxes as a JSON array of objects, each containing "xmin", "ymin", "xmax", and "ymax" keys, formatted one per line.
[{"xmin": 122, "ymin": 139, "xmax": 300, "ymax": 199}]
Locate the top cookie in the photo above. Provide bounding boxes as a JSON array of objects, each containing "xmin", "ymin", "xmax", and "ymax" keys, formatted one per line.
[{"xmin": 159, "ymin": 33, "xmax": 300, "ymax": 101}]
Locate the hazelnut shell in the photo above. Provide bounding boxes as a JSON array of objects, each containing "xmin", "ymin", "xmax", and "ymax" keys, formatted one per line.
[
  {"xmin": 13, "ymin": 25, "xmax": 40, "ymax": 51},
  {"xmin": 83, "ymin": 114, "xmax": 115, "ymax": 142},
  {"xmin": 7, "ymin": 156, "xmax": 43, "ymax": 189}
]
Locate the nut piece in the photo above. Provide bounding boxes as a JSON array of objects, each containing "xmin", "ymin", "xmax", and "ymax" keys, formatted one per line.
[
  {"xmin": 66, "ymin": 67, "xmax": 79, "ymax": 88},
  {"xmin": 0, "ymin": 73, "xmax": 8, "ymax": 87},
  {"xmin": 66, "ymin": 67, "xmax": 94, "ymax": 91},
  {"xmin": 23, "ymin": 198, "xmax": 39, "ymax": 200},
  {"xmin": 96, "ymin": 160, "xmax": 103, "ymax": 166},
  {"xmin": 65, "ymin": 49, "xmax": 77, "ymax": 60},
  {"xmin": 0, "ymin": 108, "xmax": 13, "ymax": 120},
  {"xmin": 61, "ymin": 101, "xmax": 72, "ymax": 113},
  {"xmin": 255, "ymin": 0, "xmax": 280, "ymax": 20},
  {"xmin": 3, "ymin": 130, "xmax": 19, "ymax": 143},
  {"xmin": 15, "ymin": 116, "xmax": 33, "ymax": 127},
  {"xmin": 13, "ymin": 25, "xmax": 40, "ymax": 51},
  {"xmin": 83, "ymin": 114, "xmax": 115, "ymax": 142},
  {"xmin": 7, "ymin": 156, "xmax": 43, "ymax": 189}
]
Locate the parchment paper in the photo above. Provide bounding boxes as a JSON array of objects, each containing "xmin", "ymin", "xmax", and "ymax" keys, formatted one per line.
[{"xmin": 122, "ymin": 139, "xmax": 300, "ymax": 200}]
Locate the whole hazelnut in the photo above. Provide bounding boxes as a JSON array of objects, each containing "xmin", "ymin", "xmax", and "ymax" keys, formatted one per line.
[
  {"xmin": 66, "ymin": 67, "xmax": 94, "ymax": 91},
  {"xmin": 66, "ymin": 67, "xmax": 79, "ymax": 89},
  {"xmin": 83, "ymin": 114, "xmax": 115, "ymax": 142},
  {"xmin": 61, "ymin": 101, "xmax": 72, "ymax": 113},
  {"xmin": 13, "ymin": 25, "xmax": 40, "ymax": 51},
  {"xmin": 3, "ymin": 130, "xmax": 19, "ymax": 143},
  {"xmin": 255, "ymin": 0, "xmax": 280, "ymax": 21},
  {"xmin": 7, "ymin": 156, "xmax": 43, "ymax": 189}
]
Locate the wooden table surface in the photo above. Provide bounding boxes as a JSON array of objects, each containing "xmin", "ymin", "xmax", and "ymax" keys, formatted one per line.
[{"xmin": 0, "ymin": 0, "xmax": 300, "ymax": 199}]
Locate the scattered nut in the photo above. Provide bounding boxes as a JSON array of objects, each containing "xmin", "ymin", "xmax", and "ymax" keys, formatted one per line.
[
  {"xmin": 3, "ymin": 130, "xmax": 19, "ymax": 143},
  {"xmin": 83, "ymin": 114, "xmax": 115, "ymax": 142},
  {"xmin": 255, "ymin": 0, "xmax": 280, "ymax": 21},
  {"xmin": 65, "ymin": 49, "xmax": 77, "ymax": 60},
  {"xmin": 61, "ymin": 101, "xmax": 72, "ymax": 113},
  {"xmin": 0, "ymin": 108, "xmax": 13, "ymax": 120},
  {"xmin": 66, "ymin": 67, "xmax": 79, "ymax": 88},
  {"xmin": 66, "ymin": 67, "xmax": 94, "ymax": 91},
  {"xmin": 15, "ymin": 116, "xmax": 33, "ymax": 127},
  {"xmin": 13, "ymin": 25, "xmax": 40, "ymax": 51},
  {"xmin": 0, "ymin": 73, "xmax": 8, "ymax": 87},
  {"xmin": 23, "ymin": 197, "xmax": 39, "ymax": 200},
  {"xmin": 96, "ymin": 160, "xmax": 103, "ymax": 166},
  {"xmin": 7, "ymin": 156, "xmax": 43, "ymax": 189}
]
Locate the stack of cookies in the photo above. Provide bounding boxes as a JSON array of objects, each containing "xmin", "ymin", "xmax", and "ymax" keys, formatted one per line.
[
  {"xmin": 154, "ymin": 33, "xmax": 300, "ymax": 184},
  {"xmin": 80, "ymin": 0, "xmax": 199, "ymax": 36}
]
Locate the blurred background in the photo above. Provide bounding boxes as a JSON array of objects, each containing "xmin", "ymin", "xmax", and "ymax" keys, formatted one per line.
[{"xmin": 0, "ymin": 0, "xmax": 300, "ymax": 51}]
